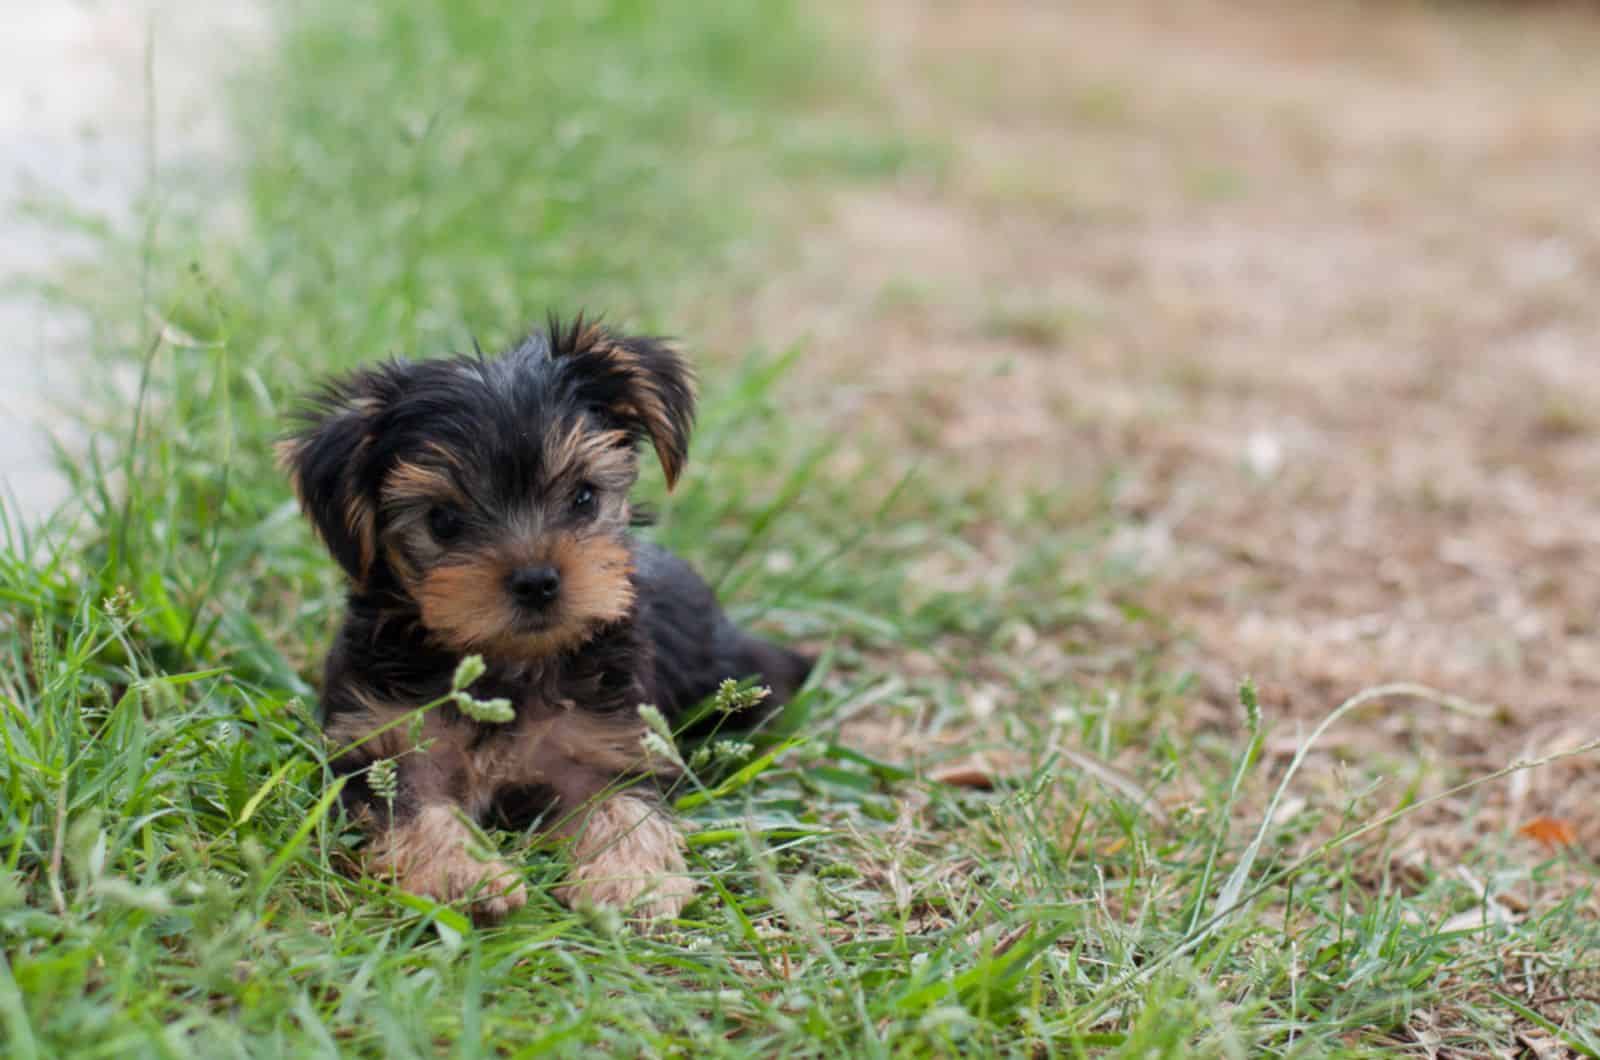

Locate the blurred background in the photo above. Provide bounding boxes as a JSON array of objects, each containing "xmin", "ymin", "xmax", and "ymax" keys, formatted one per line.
[
  {"xmin": 1, "ymin": 4, "xmax": 259, "ymax": 513},
  {"xmin": 2, "ymin": 0, "xmax": 1598, "ymax": 1050}
]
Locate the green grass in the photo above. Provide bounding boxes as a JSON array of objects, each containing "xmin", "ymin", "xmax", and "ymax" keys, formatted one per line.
[{"xmin": 4, "ymin": 0, "xmax": 1599, "ymax": 1056}]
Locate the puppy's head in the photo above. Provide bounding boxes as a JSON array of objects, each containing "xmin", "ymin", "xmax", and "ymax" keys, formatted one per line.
[{"xmin": 280, "ymin": 317, "xmax": 695, "ymax": 657}]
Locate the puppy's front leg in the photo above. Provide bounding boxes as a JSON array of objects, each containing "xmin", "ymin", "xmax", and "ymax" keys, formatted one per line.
[
  {"xmin": 555, "ymin": 793, "xmax": 693, "ymax": 921},
  {"xmin": 365, "ymin": 802, "xmax": 528, "ymax": 921},
  {"xmin": 329, "ymin": 702, "xmax": 527, "ymax": 921}
]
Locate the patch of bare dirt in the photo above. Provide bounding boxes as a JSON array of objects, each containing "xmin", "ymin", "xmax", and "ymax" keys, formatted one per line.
[{"xmin": 722, "ymin": 0, "xmax": 1600, "ymax": 840}]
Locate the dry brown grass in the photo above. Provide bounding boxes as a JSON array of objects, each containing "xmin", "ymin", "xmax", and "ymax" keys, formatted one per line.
[{"xmin": 710, "ymin": 0, "xmax": 1600, "ymax": 857}]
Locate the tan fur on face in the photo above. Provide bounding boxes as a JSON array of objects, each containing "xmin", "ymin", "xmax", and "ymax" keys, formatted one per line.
[
  {"xmin": 424, "ymin": 440, "xmax": 467, "ymax": 471},
  {"xmin": 414, "ymin": 558, "xmax": 519, "ymax": 651},
  {"xmin": 556, "ymin": 793, "xmax": 692, "ymax": 920},
  {"xmin": 544, "ymin": 423, "xmax": 638, "ymax": 495},
  {"xmin": 365, "ymin": 804, "xmax": 527, "ymax": 921},
  {"xmin": 547, "ymin": 533, "xmax": 635, "ymax": 630},
  {"xmin": 414, "ymin": 535, "xmax": 635, "ymax": 659},
  {"xmin": 383, "ymin": 461, "xmax": 466, "ymax": 506}
]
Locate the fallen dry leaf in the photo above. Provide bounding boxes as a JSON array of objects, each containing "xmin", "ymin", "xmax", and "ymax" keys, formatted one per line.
[
  {"xmin": 1517, "ymin": 817, "xmax": 1577, "ymax": 852},
  {"xmin": 929, "ymin": 764, "xmax": 998, "ymax": 790}
]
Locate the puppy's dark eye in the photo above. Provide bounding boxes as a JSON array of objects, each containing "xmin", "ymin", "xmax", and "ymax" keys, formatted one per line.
[
  {"xmin": 427, "ymin": 505, "xmax": 465, "ymax": 542},
  {"xmin": 572, "ymin": 483, "xmax": 596, "ymax": 515}
]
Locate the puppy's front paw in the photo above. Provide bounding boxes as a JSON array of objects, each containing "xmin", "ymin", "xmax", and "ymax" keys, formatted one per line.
[
  {"xmin": 557, "ymin": 795, "xmax": 694, "ymax": 921},
  {"xmin": 562, "ymin": 859, "xmax": 693, "ymax": 922},
  {"xmin": 369, "ymin": 804, "xmax": 527, "ymax": 922},
  {"xmin": 450, "ymin": 858, "xmax": 528, "ymax": 922}
]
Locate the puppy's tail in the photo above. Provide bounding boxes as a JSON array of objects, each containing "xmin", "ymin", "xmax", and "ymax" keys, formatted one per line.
[
  {"xmin": 703, "ymin": 627, "xmax": 813, "ymax": 732},
  {"xmin": 742, "ymin": 636, "xmax": 813, "ymax": 710}
]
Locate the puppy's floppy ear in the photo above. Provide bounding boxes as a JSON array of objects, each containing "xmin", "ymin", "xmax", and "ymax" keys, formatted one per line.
[
  {"xmin": 550, "ymin": 316, "xmax": 696, "ymax": 489},
  {"xmin": 277, "ymin": 362, "xmax": 411, "ymax": 584}
]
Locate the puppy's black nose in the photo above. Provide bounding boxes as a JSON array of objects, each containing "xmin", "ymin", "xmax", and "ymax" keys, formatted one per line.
[{"xmin": 507, "ymin": 565, "xmax": 561, "ymax": 608}]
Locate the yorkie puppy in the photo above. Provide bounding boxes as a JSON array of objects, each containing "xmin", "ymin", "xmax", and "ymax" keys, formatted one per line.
[{"xmin": 280, "ymin": 318, "xmax": 811, "ymax": 921}]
